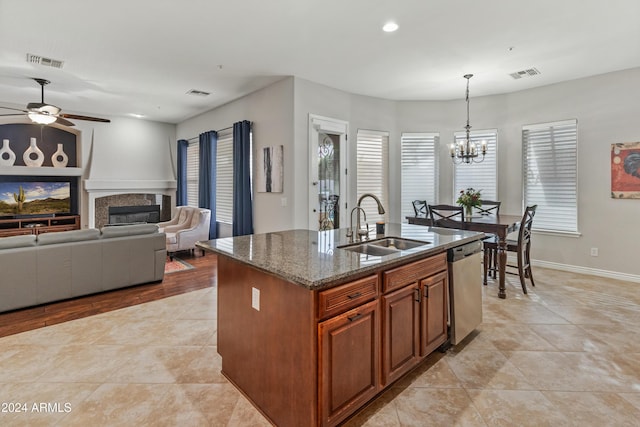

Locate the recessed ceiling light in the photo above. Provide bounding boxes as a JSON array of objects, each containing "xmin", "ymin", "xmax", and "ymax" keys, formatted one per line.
[{"xmin": 382, "ymin": 22, "xmax": 398, "ymax": 32}]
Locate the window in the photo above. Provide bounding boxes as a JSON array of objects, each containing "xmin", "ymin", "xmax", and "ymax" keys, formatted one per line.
[
  {"xmin": 186, "ymin": 141, "xmax": 199, "ymax": 207},
  {"xmin": 523, "ymin": 119, "xmax": 578, "ymax": 233},
  {"xmin": 453, "ymin": 129, "xmax": 498, "ymax": 201},
  {"xmin": 356, "ymin": 129, "xmax": 389, "ymax": 223},
  {"xmin": 401, "ymin": 132, "xmax": 439, "ymax": 220},
  {"xmin": 216, "ymin": 129, "xmax": 234, "ymax": 224}
]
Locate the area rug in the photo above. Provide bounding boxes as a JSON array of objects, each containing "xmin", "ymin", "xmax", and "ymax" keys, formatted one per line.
[{"xmin": 164, "ymin": 257, "xmax": 195, "ymax": 274}]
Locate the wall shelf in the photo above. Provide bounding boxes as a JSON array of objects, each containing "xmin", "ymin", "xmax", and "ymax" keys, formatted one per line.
[{"xmin": 0, "ymin": 166, "xmax": 83, "ymax": 176}]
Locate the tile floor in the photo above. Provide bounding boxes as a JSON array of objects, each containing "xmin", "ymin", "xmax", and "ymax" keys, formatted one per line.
[{"xmin": 1, "ymin": 268, "xmax": 640, "ymax": 426}]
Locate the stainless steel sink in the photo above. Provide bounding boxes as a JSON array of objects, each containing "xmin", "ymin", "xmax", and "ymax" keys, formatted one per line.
[
  {"xmin": 338, "ymin": 237, "xmax": 430, "ymax": 256},
  {"xmin": 368, "ymin": 237, "xmax": 430, "ymax": 250},
  {"xmin": 340, "ymin": 243, "xmax": 399, "ymax": 256}
]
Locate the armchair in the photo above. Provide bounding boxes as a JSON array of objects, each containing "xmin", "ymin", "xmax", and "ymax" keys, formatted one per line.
[{"xmin": 158, "ymin": 206, "xmax": 211, "ymax": 258}]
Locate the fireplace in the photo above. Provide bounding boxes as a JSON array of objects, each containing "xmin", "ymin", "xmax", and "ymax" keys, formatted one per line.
[
  {"xmin": 84, "ymin": 179, "xmax": 177, "ymax": 229},
  {"xmin": 108, "ymin": 205, "xmax": 161, "ymax": 225}
]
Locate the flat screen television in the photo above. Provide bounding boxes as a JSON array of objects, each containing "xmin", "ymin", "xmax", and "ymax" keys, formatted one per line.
[{"xmin": 0, "ymin": 176, "xmax": 78, "ymax": 218}]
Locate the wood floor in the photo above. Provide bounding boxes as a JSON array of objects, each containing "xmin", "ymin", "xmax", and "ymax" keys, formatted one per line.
[{"xmin": 0, "ymin": 252, "xmax": 217, "ymax": 339}]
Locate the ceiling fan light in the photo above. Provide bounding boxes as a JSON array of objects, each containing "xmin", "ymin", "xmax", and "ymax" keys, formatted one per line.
[{"xmin": 28, "ymin": 111, "xmax": 56, "ymax": 125}]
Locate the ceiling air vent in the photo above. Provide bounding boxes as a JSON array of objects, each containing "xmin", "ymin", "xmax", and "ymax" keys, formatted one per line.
[
  {"xmin": 26, "ymin": 53, "xmax": 64, "ymax": 69},
  {"xmin": 186, "ymin": 89, "xmax": 211, "ymax": 96},
  {"xmin": 509, "ymin": 67, "xmax": 541, "ymax": 80}
]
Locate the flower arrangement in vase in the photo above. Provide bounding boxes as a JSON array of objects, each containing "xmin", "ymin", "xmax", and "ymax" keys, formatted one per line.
[{"xmin": 456, "ymin": 187, "xmax": 482, "ymax": 220}]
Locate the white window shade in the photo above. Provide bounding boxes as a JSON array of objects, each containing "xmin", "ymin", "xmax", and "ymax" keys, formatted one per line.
[
  {"xmin": 523, "ymin": 119, "xmax": 578, "ymax": 233},
  {"xmin": 401, "ymin": 132, "xmax": 439, "ymax": 220},
  {"xmin": 186, "ymin": 141, "xmax": 199, "ymax": 207},
  {"xmin": 453, "ymin": 129, "xmax": 498, "ymax": 201},
  {"xmin": 356, "ymin": 130, "xmax": 389, "ymax": 224},
  {"xmin": 216, "ymin": 129, "xmax": 233, "ymax": 224}
]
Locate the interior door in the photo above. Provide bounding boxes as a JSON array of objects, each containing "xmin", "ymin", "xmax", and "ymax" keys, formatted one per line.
[{"xmin": 309, "ymin": 115, "xmax": 348, "ymax": 231}]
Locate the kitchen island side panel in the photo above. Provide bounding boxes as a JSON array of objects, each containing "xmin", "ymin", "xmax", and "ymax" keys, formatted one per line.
[{"xmin": 217, "ymin": 255, "xmax": 318, "ymax": 427}]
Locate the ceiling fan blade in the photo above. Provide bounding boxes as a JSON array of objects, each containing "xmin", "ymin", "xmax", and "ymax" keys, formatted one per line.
[
  {"xmin": 54, "ymin": 117, "xmax": 75, "ymax": 127},
  {"xmin": 0, "ymin": 106, "xmax": 28, "ymax": 113},
  {"xmin": 0, "ymin": 113, "xmax": 27, "ymax": 117},
  {"xmin": 59, "ymin": 113, "xmax": 110, "ymax": 123}
]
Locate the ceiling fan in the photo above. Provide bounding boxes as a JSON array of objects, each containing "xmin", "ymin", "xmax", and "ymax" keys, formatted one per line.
[{"xmin": 0, "ymin": 78, "xmax": 110, "ymax": 127}]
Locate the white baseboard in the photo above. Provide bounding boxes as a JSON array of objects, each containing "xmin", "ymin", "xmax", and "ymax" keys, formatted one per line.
[{"xmin": 531, "ymin": 259, "xmax": 640, "ymax": 284}]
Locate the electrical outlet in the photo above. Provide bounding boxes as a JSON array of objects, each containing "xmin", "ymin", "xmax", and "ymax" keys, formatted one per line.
[
  {"xmin": 252, "ymin": 287, "xmax": 260, "ymax": 311},
  {"xmin": 590, "ymin": 247, "xmax": 599, "ymax": 257}
]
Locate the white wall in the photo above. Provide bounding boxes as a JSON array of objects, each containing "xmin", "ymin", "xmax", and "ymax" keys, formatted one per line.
[
  {"xmin": 293, "ymin": 78, "xmax": 397, "ymax": 227},
  {"xmin": 396, "ymin": 68, "xmax": 640, "ymax": 277},
  {"xmin": 176, "ymin": 77, "xmax": 295, "ymax": 234},
  {"xmin": 176, "ymin": 67, "xmax": 639, "ymax": 278}
]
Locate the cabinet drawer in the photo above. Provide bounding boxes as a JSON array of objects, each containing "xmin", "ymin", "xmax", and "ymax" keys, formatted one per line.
[
  {"xmin": 383, "ymin": 253, "xmax": 447, "ymax": 293},
  {"xmin": 318, "ymin": 274, "xmax": 379, "ymax": 319}
]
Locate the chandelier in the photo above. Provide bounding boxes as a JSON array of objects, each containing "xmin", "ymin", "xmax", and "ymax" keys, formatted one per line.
[{"xmin": 450, "ymin": 74, "xmax": 487, "ymax": 164}]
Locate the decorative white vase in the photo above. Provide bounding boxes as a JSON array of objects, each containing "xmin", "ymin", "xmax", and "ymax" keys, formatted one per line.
[
  {"xmin": 0, "ymin": 139, "xmax": 16, "ymax": 166},
  {"xmin": 23, "ymin": 137, "xmax": 45, "ymax": 167},
  {"xmin": 51, "ymin": 143, "xmax": 69, "ymax": 168}
]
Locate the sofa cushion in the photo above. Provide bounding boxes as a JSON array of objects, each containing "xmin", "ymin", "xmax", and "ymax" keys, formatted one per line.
[
  {"xmin": 101, "ymin": 223, "xmax": 159, "ymax": 238},
  {"xmin": 0, "ymin": 234, "xmax": 37, "ymax": 249},
  {"xmin": 37, "ymin": 229, "xmax": 101, "ymax": 246}
]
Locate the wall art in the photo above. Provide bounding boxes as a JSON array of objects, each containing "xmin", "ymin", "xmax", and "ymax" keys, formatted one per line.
[
  {"xmin": 611, "ymin": 141, "xmax": 640, "ymax": 198},
  {"xmin": 257, "ymin": 145, "xmax": 283, "ymax": 193}
]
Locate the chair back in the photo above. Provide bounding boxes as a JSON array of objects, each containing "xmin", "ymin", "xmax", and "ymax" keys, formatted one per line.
[
  {"xmin": 428, "ymin": 204, "xmax": 464, "ymax": 226},
  {"xmin": 517, "ymin": 205, "xmax": 537, "ymax": 248},
  {"xmin": 475, "ymin": 200, "xmax": 501, "ymax": 216},
  {"xmin": 412, "ymin": 200, "xmax": 428, "ymax": 217}
]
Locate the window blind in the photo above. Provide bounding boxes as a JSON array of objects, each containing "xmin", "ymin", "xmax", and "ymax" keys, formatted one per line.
[
  {"xmin": 453, "ymin": 129, "xmax": 498, "ymax": 202},
  {"xmin": 186, "ymin": 141, "xmax": 199, "ymax": 207},
  {"xmin": 356, "ymin": 130, "xmax": 389, "ymax": 224},
  {"xmin": 216, "ymin": 129, "xmax": 234, "ymax": 224},
  {"xmin": 523, "ymin": 119, "xmax": 578, "ymax": 233},
  {"xmin": 401, "ymin": 132, "xmax": 439, "ymax": 220}
]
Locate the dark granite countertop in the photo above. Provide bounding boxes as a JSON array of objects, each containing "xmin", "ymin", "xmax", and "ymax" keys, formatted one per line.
[{"xmin": 197, "ymin": 223, "xmax": 484, "ymax": 290}]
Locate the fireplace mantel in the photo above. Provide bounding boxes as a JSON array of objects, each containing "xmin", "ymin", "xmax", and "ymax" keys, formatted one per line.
[{"xmin": 84, "ymin": 179, "xmax": 176, "ymax": 228}]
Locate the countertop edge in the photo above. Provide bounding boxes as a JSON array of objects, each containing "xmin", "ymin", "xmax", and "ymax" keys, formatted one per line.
[{"xmin": 197, "ymin": 231, "xmax": 484, "ymax": 291}]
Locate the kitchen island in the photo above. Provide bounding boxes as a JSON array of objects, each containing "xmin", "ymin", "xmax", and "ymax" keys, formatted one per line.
[{"xmin": 197, "ymin": 223, "xmax": 484, "ymax": 427}]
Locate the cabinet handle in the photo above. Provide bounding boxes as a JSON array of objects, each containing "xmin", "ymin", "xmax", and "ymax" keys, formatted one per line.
[
  {"xmin": 348, "ymin": 313, "xmax": 363, "ymax": 322},
  {"xmin": 423, "ymin": 286, "xmax": 429, "ymax": 298},
  {"xmin": 414, "ymin": 288, "xmax": 420, "ymax": 302},
  {"xmin": 347, "ymin": 292, "xmax": 362, "ymax": 300}
]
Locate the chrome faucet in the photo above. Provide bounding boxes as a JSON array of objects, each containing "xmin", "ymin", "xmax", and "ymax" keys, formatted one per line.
[
  {"xmin": 350, "ymin": 194, "xmax": 386, "ymax": 241},
  {"xmin": 357, "ymin": 193, "xmax": 386, "ymax": 216},
  {"xmin": 348, "ymin": 206, "xmax": 368, "ymax": 242}
]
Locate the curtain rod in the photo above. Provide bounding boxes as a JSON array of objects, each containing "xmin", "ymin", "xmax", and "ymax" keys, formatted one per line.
[{"xmin": 186, "ymin": 125, "xmax": 235, "ymax": 142}]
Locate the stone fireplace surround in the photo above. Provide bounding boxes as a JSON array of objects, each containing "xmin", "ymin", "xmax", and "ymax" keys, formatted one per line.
[{"xmin": 84, "ymin": 180, "xmax": 176, "ymax": 229}]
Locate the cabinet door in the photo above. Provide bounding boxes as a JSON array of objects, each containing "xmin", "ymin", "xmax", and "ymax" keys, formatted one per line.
[
  {"xmin": 420, "ymin": 270, "xmax": 448, "ymax": 356},
  {"xmin": 319, "ymin": 299, "xmax": 380, "ymax": 427},
  {"xmin": 381, "ymin": 283, "xmax": 420, "ymax": 386}
]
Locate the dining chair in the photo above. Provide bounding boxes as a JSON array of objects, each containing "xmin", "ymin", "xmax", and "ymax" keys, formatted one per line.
[
  {"xmin": 483, "ymin": 205, "xmax": 537, "ymax": 294},
  {"xmin": 412, "ymin": 200, "xmax": 428, "ymax": 217},
  {"xmin": 474, "ymin": 200, "xmax": 501, "ymax": 216},
  {"xmin": 475, "ymin": 200, "xmax": 501, "ymax": 278},
  {"xmin": 428, "ymin": 204, "xmax": 464, "ymax": 227}
]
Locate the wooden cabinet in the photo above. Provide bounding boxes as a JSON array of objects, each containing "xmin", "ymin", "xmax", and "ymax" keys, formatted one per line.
[
  {"xmin": 0, "ymin": 215, "xmax": 80, "ymax": 237},
  {"xmin": 319, "ymin": 299, "xmax": 380, "ymax": 427},
  {"xmin": 381, "ymin": 253, "xmax": 448, "ymax": 385},
  {"xmin": 381, "ymin": 283, "xmax": 420, "ymax": 385},
  {"xmin": 420, "ymin": 270, "xmax": 448, "ymax": 356},
  {"xmin": 215, "ymin": 250, "xmax": 452, "ymax": 427}
]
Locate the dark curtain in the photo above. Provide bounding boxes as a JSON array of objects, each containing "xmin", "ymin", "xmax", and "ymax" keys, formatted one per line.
[
  {"xmin": 199, "ymin": 131, "xmax": 218, "ymax": 239},
  {"xmin": 232, "ymin": 120, "xmax": 254, "ymax": 236},
  {"xmin": 176, "ymin": 139, "xmax": 188, "ymax": 206}
]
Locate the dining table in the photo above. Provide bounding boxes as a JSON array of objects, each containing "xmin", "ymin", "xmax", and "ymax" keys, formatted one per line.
[{"xmin": 407, "ymin": 214, "xmax": 522, "ymax": 299}]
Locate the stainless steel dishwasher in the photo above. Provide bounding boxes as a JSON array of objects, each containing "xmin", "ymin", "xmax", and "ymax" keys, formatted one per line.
[{"xmin": 447, "ymin": 240, "xmax": 483, "ymax": 345}]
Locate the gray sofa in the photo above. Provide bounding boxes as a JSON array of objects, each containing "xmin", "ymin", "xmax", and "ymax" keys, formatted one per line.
[{"xmin": 0, "ymin": 224, "xmax": 166, "ymax": 313}]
